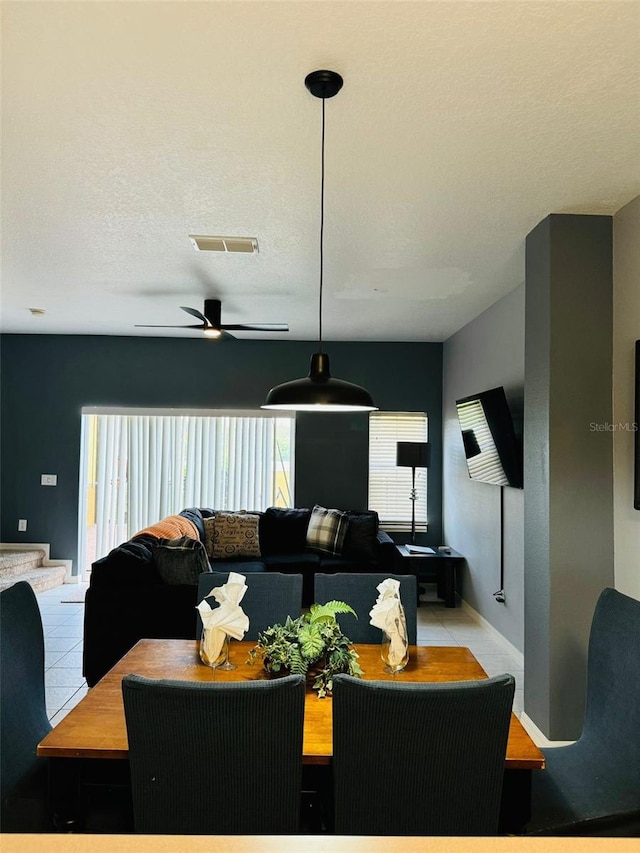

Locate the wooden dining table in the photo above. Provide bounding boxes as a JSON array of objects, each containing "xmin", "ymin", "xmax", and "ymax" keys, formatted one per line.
[{"xmin": 38, "ymin": 639, "xmax": 544, "ymax": 831}]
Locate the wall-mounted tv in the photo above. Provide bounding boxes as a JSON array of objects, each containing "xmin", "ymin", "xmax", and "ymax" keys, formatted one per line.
[{"xmin": 455, "ymin": 386, "xmax": 523, "ymax": 488}]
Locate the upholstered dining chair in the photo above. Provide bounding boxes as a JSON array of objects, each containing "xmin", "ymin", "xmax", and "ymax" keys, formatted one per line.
[
  {"xmin": 525, "ymin": 587, "xmax": 640, "ymax": 836},
  {"xmin": 0, "ymin": 581, "xmax": 54, "ymax": 832},
  {"xmin": 314, "ymin": 572, "xmax": 417, "ymax": 644},
  {"xmin": 332, "ymin": 673, "xmax": 515, "ymax": 836},
  {"xmin": 195, "ymin": 571, "xmax": 303, "ymax": 639},
  {"xmin": 122, "ymin": 673, "xmax": 305, "ymax": 834}
]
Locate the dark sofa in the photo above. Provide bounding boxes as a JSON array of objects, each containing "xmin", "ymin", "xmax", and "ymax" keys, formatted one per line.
[{"xmin": 83, "ymin": 506, "xmax": 395, "ymax": 686}]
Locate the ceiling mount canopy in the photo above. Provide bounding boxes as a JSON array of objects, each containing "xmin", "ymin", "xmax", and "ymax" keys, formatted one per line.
[{"xmin": 262, "ymin": 70, "xmax": 377, "ymax": 414}]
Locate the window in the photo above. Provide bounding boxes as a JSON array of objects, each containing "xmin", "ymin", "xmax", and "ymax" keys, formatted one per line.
[
  {"xmin": 79, "ymin": 408, "xmax": 294, "ymax": 573},
  {"xmin": 368, "ymin": 411, "xmax": 429, "ymax": 532}
]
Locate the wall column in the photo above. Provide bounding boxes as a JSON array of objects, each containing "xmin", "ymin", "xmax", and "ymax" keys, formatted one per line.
[{"xmin": 524, "ymin": 214, "xmax": 614, "ymax": 739}]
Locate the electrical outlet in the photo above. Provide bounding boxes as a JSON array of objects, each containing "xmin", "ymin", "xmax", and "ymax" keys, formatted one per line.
[
  {"xmin": 18, "ymin": 519, "xmax": 27, "ymax": 532},
  {"xmin": 41, "ymin": 474, "xmax": 57, "ymax": 486}
]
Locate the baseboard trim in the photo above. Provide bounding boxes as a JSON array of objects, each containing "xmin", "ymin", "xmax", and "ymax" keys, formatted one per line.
[
  {"xmin": 520, "ymin": 712, "xmax": 576, "ymax": 748},
  {"xmin": 458, "ymin": 596, "xmax": 525, "ymax": 669},
  {"xmin": 0, "ymin": 543, "xmax": 74, "ymax": 583}
]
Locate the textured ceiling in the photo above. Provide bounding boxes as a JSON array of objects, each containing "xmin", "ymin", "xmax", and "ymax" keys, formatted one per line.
[{"xmin": 2, "ymin": 0, "xmax": 639, "ymax": 342}]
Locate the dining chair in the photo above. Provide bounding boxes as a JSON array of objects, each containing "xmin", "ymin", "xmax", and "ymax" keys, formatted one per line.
[
  {"xmin": 332, "ymin": 672, "xmax": 515, "ymax": 836},
  {"xmin": 525, "ymin": 587, "xmax": 640, "ymax": 836},
  {"xmin": 122, "ymin": 672, "xmax": 305, "ymax": 834},
  {"xmin": 0, "ymin": 581, "xmax": 54, "ymax": 832},
  {"xmin": 314, "ymin": 572, "xmax": 417, "ymax": 644},
  {"xmin": 195, "ymin": 571, "xmax": 303, "ymax": 639}
]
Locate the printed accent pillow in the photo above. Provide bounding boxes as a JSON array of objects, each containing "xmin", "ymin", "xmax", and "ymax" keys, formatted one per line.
[
  {"xmin": 203, "ymin": 516, "xmax": 217, "ymax": 558},
  {"xmin": 306, "ymin": 504, "xmax": 349, "ymax": 556},
  {"xmin": 211, "ymin": 512, "xmax": 262, "ymax": 559}
]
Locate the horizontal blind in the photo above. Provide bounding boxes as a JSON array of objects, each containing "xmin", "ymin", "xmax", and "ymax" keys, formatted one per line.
[
  {"xmin": 368, "ymin": 411, "xmax": 429, "ymax": 532},
  {"xmin": 456, "ymin": 400, "xmax": 508, "ymax": 486}
]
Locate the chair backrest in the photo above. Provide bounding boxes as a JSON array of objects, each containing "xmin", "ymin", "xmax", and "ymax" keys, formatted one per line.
[
  {"xmin": 582, "ymin": 587, "xmax": 640, "ymax": 758},
  {"xmin": 314, "ymin": 573, "xmax": 417, "ymax": 644},
  {"xmin": 195, "ymin": 572, "xmax": 303, "ymax": 639},
  {"xmin": 0, "ymin": 581, "xmax": 52, "ymax": 793},
  {"xmin": 332, "ymin": 673, "xmax": 515, "ymax": 836},
  {"xmin": 122, "ymin": 673, "xmax": 305, "ymax": 834}
]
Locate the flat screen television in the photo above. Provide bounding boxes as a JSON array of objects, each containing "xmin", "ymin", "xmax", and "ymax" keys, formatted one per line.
[{"xmin": 455, "ymin": 386, "xmax": 522, "ymax": 488}]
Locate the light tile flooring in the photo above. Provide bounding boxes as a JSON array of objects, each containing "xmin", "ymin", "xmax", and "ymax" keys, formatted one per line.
[{"xmin": 36, "ymin": 581, "xmax": 525, "ymax": 728}]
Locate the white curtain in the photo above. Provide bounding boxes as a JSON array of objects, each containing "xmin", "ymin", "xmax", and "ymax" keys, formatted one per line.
[{"xmin": 87, "ymin": 412, "xmax": 292, "ymax": 556}]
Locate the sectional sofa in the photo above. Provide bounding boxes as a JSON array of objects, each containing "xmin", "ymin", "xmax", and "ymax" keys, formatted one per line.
[{"xmin": 82, "ymin": 505, "xmax": 395, "ymax": 686}]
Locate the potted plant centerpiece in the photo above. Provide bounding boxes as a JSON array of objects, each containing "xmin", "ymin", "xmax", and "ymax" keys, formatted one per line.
[{"xmin": 247, "ymin": 601, "xmax": 363, "ymax": 697}]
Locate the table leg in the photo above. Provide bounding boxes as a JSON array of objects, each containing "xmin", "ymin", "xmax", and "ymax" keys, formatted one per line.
[
  {"xmin": 499, "ymin": 769, "xmax": 532, "ymax": 833},
  {"xmin": 442, "ymin": 559, "xmax": 457, "ymax": 608},
  {"xmin": 48, "ymin": 758, "xmax": 85, "ymax": 832}
]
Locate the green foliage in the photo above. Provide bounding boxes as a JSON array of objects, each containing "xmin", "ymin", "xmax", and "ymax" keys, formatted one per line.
[{"xmin": 247, "ymin": 601, "xmax": 362, "ymax": 697}]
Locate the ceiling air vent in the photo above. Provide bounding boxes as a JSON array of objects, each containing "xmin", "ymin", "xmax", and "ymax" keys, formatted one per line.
[{"xmin": 189, "ymin": 235, "xmax": 259, "ymax": 253}]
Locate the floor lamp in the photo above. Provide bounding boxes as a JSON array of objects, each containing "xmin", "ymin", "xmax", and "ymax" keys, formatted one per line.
[{"xmin": 396, "ymin": 442, "xmax": 431, "ymax": 545}]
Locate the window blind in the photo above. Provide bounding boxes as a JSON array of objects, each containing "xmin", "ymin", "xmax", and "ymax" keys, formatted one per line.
[
  {"xmin": 81, "ymin": 409, "xmax": 295, "ymax": 558},
  {"xmin": 368, "ymin": 411, "xmax": 429, "ymax": 532}
]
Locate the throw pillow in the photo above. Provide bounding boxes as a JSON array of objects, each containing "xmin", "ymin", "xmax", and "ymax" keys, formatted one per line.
[
  {"xmin": 342, "ymin": 510, "xmax": 379, "ymax": 562},
  {"xmin": 152, "ymin": 536, "xmax": 211, "ymax": 585},
  {"xmin": 306, "ymin": 504, "xmax": 349, "ymax": 556},
  {"xmin": 203, "ymin": 516, "xmax": 217, "ymax": 558},
  {"xmin": 259, "ymin": 507, "xmax": 311, "ymax": 555},
  {"xmin": 212, "ymin": 512, "xmax": 262, "ymax": 559}
]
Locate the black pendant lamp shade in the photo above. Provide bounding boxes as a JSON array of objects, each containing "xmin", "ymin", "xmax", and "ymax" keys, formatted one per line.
[
  {"xmin": 262, "ymin": 71, "xmax": 377, "ymax": 413},
  {"xmin": 262, "ymin": 352, "xmax": 376, "ymax": 412}
]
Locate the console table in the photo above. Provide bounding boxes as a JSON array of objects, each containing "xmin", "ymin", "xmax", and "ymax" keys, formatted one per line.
[{"xmin": 394, "ymin": 545, "xmax": 464, "ymax": 608}]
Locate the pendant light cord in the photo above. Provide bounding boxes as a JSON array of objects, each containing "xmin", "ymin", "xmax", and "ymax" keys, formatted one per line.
[{"xmin": 318, "ymin": 95, "xmax": 325, "ymax": 354}]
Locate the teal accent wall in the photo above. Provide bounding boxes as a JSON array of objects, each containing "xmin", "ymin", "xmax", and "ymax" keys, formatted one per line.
[{"xmin": 0, "ymin": 335, "xmax": 443, "ymax": 573}]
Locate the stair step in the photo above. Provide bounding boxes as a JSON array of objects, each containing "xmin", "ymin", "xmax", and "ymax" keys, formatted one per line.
[
  {"xmin": 0, "ymin": 548, "xmax": 46, "ymax": 578},
  {"xmin": 0, "ymin": 564, "xmax": 67, "ymax": 595}
]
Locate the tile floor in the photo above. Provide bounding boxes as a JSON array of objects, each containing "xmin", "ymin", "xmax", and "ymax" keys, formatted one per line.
[{"xmin": 36, "ymin": 581, "xmax": 525, "ymax": 728}]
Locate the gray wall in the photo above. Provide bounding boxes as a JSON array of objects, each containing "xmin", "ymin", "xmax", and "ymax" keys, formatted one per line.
[
  {"xmin": 524, "ymin": 214, "xmax": 614, "ymax": 739},
  {"xmin": 443, "ymin": 285, "xmax": 525, "ymax": 651},
  {"xmin": 0, "ymin": 335, "xmax": 443, "ymax": 573},
  {"xmin": 612, "ymin": 195, "xmax": 640, "ymax": 598}
]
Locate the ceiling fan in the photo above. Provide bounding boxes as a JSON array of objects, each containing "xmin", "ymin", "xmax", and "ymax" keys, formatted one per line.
[{"xmin": 135, "ymin": 299, "xmax": 289, "ymax": 340}]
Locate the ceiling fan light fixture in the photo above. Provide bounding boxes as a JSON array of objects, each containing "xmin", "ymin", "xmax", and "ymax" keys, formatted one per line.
[
  {"xmin": 203, "ymin": 327, "xmax": 223, "ymax": 339},
  {"xmin": 262, "ymin": 70, "xmax": 377, "ymax": 414}
]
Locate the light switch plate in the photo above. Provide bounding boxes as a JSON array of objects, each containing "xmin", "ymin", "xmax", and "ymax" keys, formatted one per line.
[
  {"xmin": 18, "ymin": 519, "xmax": 27, "ymax": 531},
  {"xmin": 41, "ymin": 474, "xmax": 57, "ymax": 486}
]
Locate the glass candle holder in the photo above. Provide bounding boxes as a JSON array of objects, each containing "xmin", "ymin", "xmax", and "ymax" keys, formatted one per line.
[
  {"xmin": 380, "ymin": 605, "xmax": 409, "ymax": 674},
  {"xmin": 200, "ymin": 628, "xmax": 235, "ymax": 670}
]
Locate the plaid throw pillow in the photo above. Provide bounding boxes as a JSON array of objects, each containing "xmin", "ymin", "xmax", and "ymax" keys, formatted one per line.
[{"xmin": 306, "ymin": 505, "xmax": 349, "ymax": 556}]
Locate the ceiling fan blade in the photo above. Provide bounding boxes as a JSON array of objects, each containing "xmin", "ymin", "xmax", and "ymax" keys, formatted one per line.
[
  {"xmin": 222, "ymin": 323, "xmax": 289, "ymax": 332},
  {"xmin": 134, "ymin": 324, "xmax": 204, "ymax": 329},
  {"xmin": 180, "ymin": 305, "xmax": 209, "ymax": 323}
]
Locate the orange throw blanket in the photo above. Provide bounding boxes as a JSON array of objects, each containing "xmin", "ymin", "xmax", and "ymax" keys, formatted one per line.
[{"xmin": 133, "ymin": 514, "xmax": 199, "ymax": 542}]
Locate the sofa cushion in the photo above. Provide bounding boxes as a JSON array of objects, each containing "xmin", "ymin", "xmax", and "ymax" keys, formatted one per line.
[
  {"xmin": 152, "ymin": 536, "xmax": 210, "ymax": 585},
  {"xmin": 207, "ymin": 559, "xmax": 267, "ymax": 574},
  {"xmin": 262, "ymin": 551, "xmax": 320, "ymax": 572},
  {"xmin": 342, "ymin": 510, "xmax": 379, "ymax": 562},
  {"xmin": 90, "ymin": 538, "xmax": 156, "ymax": 586},
  {"xmin": 306, "ymin": 505, "xmax": 349, "ymax": 556},
  {"xmin": 259, "ymin": 507, "xmax": 311, "ymax": 555},
  {"xmin": 205, "ymin": 512, "xmax": 262, "ymax": 559}
]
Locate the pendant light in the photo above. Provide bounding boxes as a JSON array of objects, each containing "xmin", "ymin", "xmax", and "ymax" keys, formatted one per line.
[{"xmin": 262, "ymin": 70, "xmax": 378, "ymax": 413}]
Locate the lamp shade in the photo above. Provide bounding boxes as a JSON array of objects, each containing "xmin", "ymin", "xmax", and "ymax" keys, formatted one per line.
[
  {"xmin": 396, "ymin": 441, "xmax": 431, "ymax": 469},
  {"xmin": 262, "ymin": 353, "xmax": 377, "ymax": 412}
]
